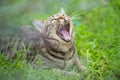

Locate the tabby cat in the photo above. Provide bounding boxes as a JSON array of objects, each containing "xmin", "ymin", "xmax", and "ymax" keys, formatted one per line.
[{"xmin": 0, "ymin": 8, "xmax": 86, "ymax": 71}]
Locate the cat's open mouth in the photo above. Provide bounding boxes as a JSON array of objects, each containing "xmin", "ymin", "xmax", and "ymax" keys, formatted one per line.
[{"xmin": 57, "ymin": 22, "xmax": 70, "ymax": 42}]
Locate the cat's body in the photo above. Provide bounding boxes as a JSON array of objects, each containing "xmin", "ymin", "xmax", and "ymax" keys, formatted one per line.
[{"xmin": 0, "ymin": 8, "xmax": 86, "ymax": 71}]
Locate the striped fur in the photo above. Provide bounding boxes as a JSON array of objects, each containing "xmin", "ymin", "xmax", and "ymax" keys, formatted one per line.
[{"xmin": 0, "ymin": 9, "xmax": 86, "ymax": 71}]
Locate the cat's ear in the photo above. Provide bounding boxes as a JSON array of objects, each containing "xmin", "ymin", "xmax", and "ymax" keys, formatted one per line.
[
  {"xmin": 59, "ymin": 8, "xmax": 66, "ymax": 14},
  {"xmin": 32, "ymin": 20, "xmax": 44, "ymax": 32}
]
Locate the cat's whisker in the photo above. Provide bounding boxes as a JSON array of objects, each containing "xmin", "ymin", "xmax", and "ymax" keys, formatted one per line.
[
  {"xmin": 70, "ymin": 9, "xmax": 85, "ymax": 16},
  {"xmin": 71, "ymin": 11, "xmax": 88, "ymax": 18},
  {"xmin": 71, "ymin": 17, "xmax": 82, "ymax": 20},
  {"xmin": 71, "ymin": 11, "xmax": 81, "ymax": 16}
]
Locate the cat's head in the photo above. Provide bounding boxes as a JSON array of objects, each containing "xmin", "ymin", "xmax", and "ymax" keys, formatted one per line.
[{"xmin": 33, "ymin": 8, "xmax": 74, "ymax": 51}]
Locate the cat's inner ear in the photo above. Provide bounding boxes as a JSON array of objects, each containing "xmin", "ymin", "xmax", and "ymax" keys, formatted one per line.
[
  {"xmin": 32, "ymin": 20, "xmax": 44, "ymax": 32},
  {"xmin": 59, "ymin": 8, "xmax": 65, "ymax": 15}
]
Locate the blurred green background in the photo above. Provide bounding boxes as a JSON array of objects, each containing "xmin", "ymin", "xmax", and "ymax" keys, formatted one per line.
[
  {"xmin": 0, "ymin": 0, "xmax": 110, "ymax": 35},
  {"xmin": 0, "ymin": 0, "xmax": 120, "ymax": 80}
]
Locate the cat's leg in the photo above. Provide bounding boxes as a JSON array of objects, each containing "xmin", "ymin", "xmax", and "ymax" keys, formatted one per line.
[{"xmin": 75, "ymin": 56, "xmax": 87, "ymax": 72}]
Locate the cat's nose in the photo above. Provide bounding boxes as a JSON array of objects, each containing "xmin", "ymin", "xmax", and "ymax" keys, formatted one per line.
[{"xmin": 64, "ymin": 19, "xmax": 69, "ymax": 24}]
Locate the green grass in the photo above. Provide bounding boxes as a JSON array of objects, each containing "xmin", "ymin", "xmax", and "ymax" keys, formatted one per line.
[
  {"xmin": 75, "ymin": 6, "xmax": 120, "ymax": 80},
  {"xmin": 0, "ymin": 0, "xmax": 120, "ymax": 80}
]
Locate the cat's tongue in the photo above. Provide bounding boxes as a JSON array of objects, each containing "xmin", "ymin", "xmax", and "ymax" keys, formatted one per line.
[{"xmin": 60, "ymin": 30, "xmax": 70, "ymax": 41}]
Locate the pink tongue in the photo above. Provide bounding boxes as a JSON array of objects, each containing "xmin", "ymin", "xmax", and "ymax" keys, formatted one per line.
[{"xmin": 60, "ymin": 30, "xmax": 71, "ymax": 41}]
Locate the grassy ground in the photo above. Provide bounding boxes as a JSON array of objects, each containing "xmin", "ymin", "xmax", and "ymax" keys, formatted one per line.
[{"xmin": 0, "ymin": 0, "xmax": 120, "ymax": 80}]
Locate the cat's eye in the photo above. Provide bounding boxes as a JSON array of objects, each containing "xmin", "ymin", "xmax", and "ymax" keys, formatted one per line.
[
  {"xmin": 59, "ymin": 16, "xmax": 65, "ymax": 19},
  {"xmin": 50, "ymin": 19, "xmax": 56, "ymax": 23}
]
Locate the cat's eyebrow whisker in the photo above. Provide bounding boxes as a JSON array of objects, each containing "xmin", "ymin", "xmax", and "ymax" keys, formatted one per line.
[
  {"xmin": 71, "ymin": 12, "xmax": 80, "ymax": 16},
  {"xmin": 71, "ymin": 11, "xmax": 89, "ymax": 18},
  {"xmin": 71, "ymin": 10, "xmax": 82, "ymax": 16},
  {"xmin": 71, "ymin": 17, "xmax": 82, "ymax": 20}
]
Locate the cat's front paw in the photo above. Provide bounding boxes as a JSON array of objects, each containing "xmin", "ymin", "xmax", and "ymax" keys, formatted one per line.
[
  {"xmin": 81, "ymin": 66, "xmax": 87, "ymax": 71},
  {"xmin": 80, "ymin": 66, "xmax": 88, "ymax": 74}
]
